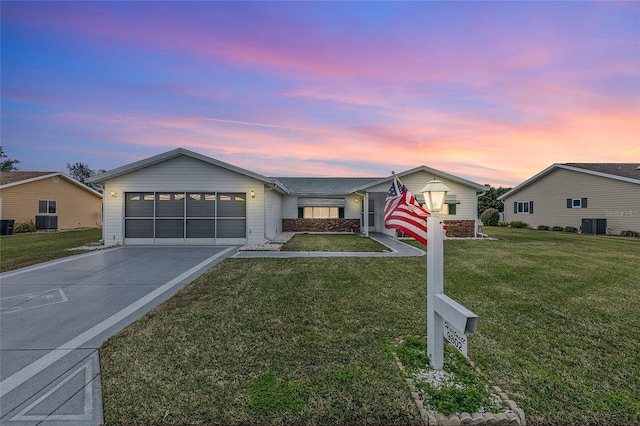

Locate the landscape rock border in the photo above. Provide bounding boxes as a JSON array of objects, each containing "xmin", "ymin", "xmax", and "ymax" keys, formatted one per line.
[{"xmin": 391, "ymin": 338, "xmax": 526, "ymax": 426}]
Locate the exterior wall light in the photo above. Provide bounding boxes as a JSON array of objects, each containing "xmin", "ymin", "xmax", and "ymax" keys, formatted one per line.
[
  {"xmin": 250, "ymin": 190, "xmax": 255, "ymax": 198},
  {"xmin": 110, "ymin": 191, "xmax": 117, "ymax": 198}
]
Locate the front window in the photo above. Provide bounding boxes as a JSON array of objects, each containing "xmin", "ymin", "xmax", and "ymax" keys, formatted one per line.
[{"xmin": 303, "ymin": 207, "xmax": 342, "ymax": 218}]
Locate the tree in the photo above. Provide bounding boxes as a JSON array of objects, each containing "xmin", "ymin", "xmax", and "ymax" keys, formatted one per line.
[
  {"xmin": 66, "ymin": 162, "xmax": 105, "ymax": 190},
  {"xmin": 66, "ymin": 162, "xmax": 96, "ymax": 184},
  {"xmin": 477, "ymin": 185, "xmax": 511, "ymax": 216},
  {"xmin": 0, "ymin": 146, "xmax": 20, "ymax": 171}
]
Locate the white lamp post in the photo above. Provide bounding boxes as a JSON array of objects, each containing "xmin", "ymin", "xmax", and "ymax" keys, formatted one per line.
[{"xmin": 420, "ymin": 179, "xmax": 450, "ymax": 370}]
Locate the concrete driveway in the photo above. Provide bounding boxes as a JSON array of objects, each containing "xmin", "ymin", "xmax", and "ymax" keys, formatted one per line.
[{"xmin": 0, "ymin": 246, "xmax": 236, "ymax": 425}]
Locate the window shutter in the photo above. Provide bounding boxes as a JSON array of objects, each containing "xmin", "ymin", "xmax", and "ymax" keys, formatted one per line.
[
  {"xmin": 529, "ymin": 201, "xmax": 534, "ymax": 214},
  {"xmin": 338, "ymin": 207, "xmax": 345, "ymax": 218},
  {"xmin": 581, "ymin": 198, "xmax": 587, "ymax": 208},
  {"xmin": 567, "ymin": 199, "xmax": 572, "ymax": 208},
  {"xmin": 514, "ymin": 202, "xmax": 518, "ymax": 214},
  {"xmin": 297, "ymin": 207, "xmax": 304, "ymax": 219}
]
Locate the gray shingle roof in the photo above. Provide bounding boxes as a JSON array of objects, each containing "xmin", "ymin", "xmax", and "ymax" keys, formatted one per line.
[
  {"xmin": 273, "ymin": 177, "xmax": 381, "ymax": 195},
  {"xmin": 0, "ymin": 171, "xmax": 58, "ymax": 186},
  {"xmin": 564, "ymin": 163, "xmax": 640, "ymax": 180}
]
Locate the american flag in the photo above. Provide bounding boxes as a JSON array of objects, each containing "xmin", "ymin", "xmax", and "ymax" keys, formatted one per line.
[{"xmin": 384, "ymin": 179, "xmax": 430, "ymax": 245}]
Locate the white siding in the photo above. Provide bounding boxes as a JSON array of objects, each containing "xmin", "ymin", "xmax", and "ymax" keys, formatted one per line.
[
  {"xmin": 102, "ymin": 155, "xmax": 266, "ymax": 245},
  {"xmin": 343, "ymin": 194, "xmax": 361, "ymax": 218},
  {"xmin": 503, "ymin": 168, "xmax": 640, "ymax": 234},
  {"xmin": 365, "ymin": 171, "xmax": 480, "ymax": 220},
  {"xmin": 282, "ymin": 195, "xmax": 299, "ymax": 218},
  {"xmin": 265, "ymin": 189, "xmax": 282, "ymax": 239}
]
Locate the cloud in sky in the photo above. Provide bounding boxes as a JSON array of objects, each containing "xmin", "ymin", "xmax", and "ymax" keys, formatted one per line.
[{"xmin": 1, "ymin": 1, "xmax": 638, "ymax": 187}]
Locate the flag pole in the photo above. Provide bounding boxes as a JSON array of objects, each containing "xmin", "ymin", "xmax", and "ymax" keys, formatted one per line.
[{"xmin": 391, "ymin": 171, "xmax": 405, "ymax": 187}]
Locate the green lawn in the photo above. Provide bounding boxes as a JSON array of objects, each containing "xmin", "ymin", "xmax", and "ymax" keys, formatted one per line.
[
  {"xmin": 281, "ymin": 233, "xmax": 388, "ymax": 252},
  {"xmin": 100, "ymin": 229, "xmax": 640, "ymax": 425},
  {"xmin": 0, "ymin": 228, "xmax": 103, "ymax": 272}
]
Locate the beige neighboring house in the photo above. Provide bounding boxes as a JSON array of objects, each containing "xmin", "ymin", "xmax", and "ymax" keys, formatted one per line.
[
  {"xmin": 0, "ymin": 171, "xmax": 103, "ymax": 230},
  {"xmin": 498, "ymin": 163, "xmax": 640, "ymax": 235}
]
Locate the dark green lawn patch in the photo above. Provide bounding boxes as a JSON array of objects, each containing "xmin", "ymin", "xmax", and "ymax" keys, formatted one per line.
[
  {"xmin": 0, "ymin": 228, "xmax": 102, "ymax": 272},
  {"xmin": 100, "ymin": 229, "xmax": 640, "ymax": 425},
  {"xmin": 281, "ymin": 233, "xmax": 388, "ymax": 252}
]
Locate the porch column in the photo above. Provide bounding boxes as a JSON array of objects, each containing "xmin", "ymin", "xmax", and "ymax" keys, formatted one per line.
[{"xmin": 364, "ymin": 192, "xmax": 369, "ymax": 237}]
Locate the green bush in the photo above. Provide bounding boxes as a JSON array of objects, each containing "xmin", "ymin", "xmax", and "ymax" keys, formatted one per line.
[
  {"xmin": 498, "ymin": 222, "xmax": 509, "ymax": 227},
  {"xmin": 564, "ymin": 226, "xmax": 578, "ymax": 233},
  {"xmin": 537, "ymin": 225, "xmax": 550, "ymax": 231},
  {"xmin": 551, "ymin": 226, "xmax": 564, "ymax": 232},
  {"xmin": 620, "ymin": 230, "xmax": 640, "ymax": 238},
  {"xmin": 13, "ymin": 220, "xmax": 37, "ymax": 234},
  {"xmin": 509, "ymin": 221, "xmax": 529, "ymax": 228},
  {"xmin": 480, "ymin": 208, "xmax": 500, "ymax": 226}
]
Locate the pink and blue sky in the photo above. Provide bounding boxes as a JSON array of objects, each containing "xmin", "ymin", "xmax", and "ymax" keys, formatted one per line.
[{"xmin": 2, "ymin": 1, "xmax": 638, "ymax": 187}]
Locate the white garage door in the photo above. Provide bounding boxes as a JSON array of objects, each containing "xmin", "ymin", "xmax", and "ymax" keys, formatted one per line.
[{"xmin": 123, "ymin": 192, "xmax": 246, "ymax": 245}]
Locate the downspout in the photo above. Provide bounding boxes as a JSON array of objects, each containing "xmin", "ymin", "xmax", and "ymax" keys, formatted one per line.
[
  {"xmin": 354, "ymin": 192, "xmax": 365, "ymax": 235},
  {"xmin": 264, "ymin": 184, "xmax": 278, "ymax": 241},
  {"xmin": 475, "ymin": 190, "xmax": 486, "ymax": 238}
]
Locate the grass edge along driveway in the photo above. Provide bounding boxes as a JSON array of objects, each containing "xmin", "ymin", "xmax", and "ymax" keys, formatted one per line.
[
  {"xmin": 0, "ymin": 228, "xmax": 103, "ymax": 272},
  {"xmin": 100, "ymin": 229, "xmax": 640, "ymax": 425}
]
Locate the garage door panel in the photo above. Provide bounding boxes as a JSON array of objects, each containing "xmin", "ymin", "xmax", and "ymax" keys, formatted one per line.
[
  {"xmin": 156, "ymin": 193, "xmax": 185, "ymax": 217},
  {"xmin": 155, "ymin": 219, "xmax": 184, "ymax": 238},
  {"xmin": 217, "ymin": 219, "xmax": 246, "ymax": 238},
  {"xmin": 186, "ymin": 219, "xmax": 215, "ymax": 238},
  {"xmin": 125, "ymin": 219, "xmax": 153, "ymax": 238}
]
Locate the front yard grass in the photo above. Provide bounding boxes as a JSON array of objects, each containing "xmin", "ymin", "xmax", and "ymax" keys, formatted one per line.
[
  {"xmin": 0, "ymin": 228, "xmax": 102, "ymax": 272},
  {"xmin": 100, "ymin": 229, "xmax": 640, "ymax": 425},
  {"xmin": 281, "ymin": 233, "xmax": 388, "ymax": 252}
]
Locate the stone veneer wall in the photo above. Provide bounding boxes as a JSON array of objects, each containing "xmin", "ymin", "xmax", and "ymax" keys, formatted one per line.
[
  {"xmin": 282, "ymin": 218, "xmax": 361, "ymax": 233},
  {"xmin": 443, "ymin": 219, "xmax": 476, "ymax": 238}
]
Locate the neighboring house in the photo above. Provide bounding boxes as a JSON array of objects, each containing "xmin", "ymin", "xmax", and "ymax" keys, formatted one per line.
[
  {"xmin": 0, "ymin": 171, "xmax": 103, "ymax": 230},
  {"xmin": 498, "ymin": 163, "xmax": 640, "ymax": 235},
  {"xmin": 87, "ymin": 148, "xmax": 488, "ymax": 246}
]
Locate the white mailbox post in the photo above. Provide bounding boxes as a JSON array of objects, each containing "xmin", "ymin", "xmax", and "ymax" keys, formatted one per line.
[{"xmin": 421, "ymin": 180, "xmax": 479, "ymax": 369}]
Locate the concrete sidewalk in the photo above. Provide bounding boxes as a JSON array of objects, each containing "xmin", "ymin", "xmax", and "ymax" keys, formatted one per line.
[{"xmin": 233, "ymin": 232, "xmax": 425, "ymax": 258}]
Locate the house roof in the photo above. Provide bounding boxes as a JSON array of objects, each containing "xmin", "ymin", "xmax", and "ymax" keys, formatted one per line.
[
  {"xmin": 564, "ymin": 163, "xmax": 640, "ymax": 180},
  {"xmin": 0, "ymin": 171, "xmax": 57, "ymax": 186},
  {"xmin": 273, "ymin": 177, "xmax": 380, "ymax": 195},
  {"xmin": 87, "ymin": 147, "xmax": 289, "ymax": 193},
  {"xmin": 85, "ymin": 148, "xmax": 486, "ymax": 196},
  {"xmin": 0, "ymin": 171, "xmax": 104, "ymax": 198},
  {"xmin": 498, "ymin": 163, "xmax": 640, "ymax": 200},
  {"xmin": 353, "ymin": 165, "xmax": 488, "ymax": 193}
]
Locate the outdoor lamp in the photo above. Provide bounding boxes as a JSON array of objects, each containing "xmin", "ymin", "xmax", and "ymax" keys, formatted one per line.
[
  {"xmin": 250, "ymin": 190, "xmax": 255, "ymax": 198},
  {"xmin": 420, "ymin": 179, "xmax": 450, "ymax": 213},
  {"xmin": 110, "ymin": 191, "xmax": 117, "ymax": 198}
]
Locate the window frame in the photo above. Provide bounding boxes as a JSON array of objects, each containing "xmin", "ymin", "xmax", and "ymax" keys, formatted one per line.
[
  {"xmin": 514, "ymin": 201, "xmax": 534, "ymax": 214},
  {"xmin": 38, "ymin": 200, "xmax": 57, "ymax": 215},
  {"xmin": 567, "ymin": 198, "xmax": 588, "ymax": 209},
  {"xmin": 302, "ymin": 206, "xmax": 342, "ymax": 219}
]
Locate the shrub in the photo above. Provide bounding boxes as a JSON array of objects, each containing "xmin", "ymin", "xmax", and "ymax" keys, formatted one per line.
[
  {"xmin": 480, "ymin": 208, "xmax": 500, "ymax": 226},
  {"xmin": 564, "ymin": 226, "xmax": 578, "ymax": 233},
  {"xmin": 509, "ymin": 221, "xmax": 529, "ymax": 228},
  {"xmin": 537, "ymin": 225, "xmax": 550, "ymax": 231},
  {"xmin": 498, "ymin": 222, "xmax": 509, "ymax": 227},
  {"xmin": 13, "ymin": 220, "xmax": 37, "ymax": 234},
  {"xmin": 551, "ymin": 226, "xmax": 564, "ymax": 232},
  {"xmin": 621, "ymin": 230, "xmax": 640, "ymax": 238}
]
